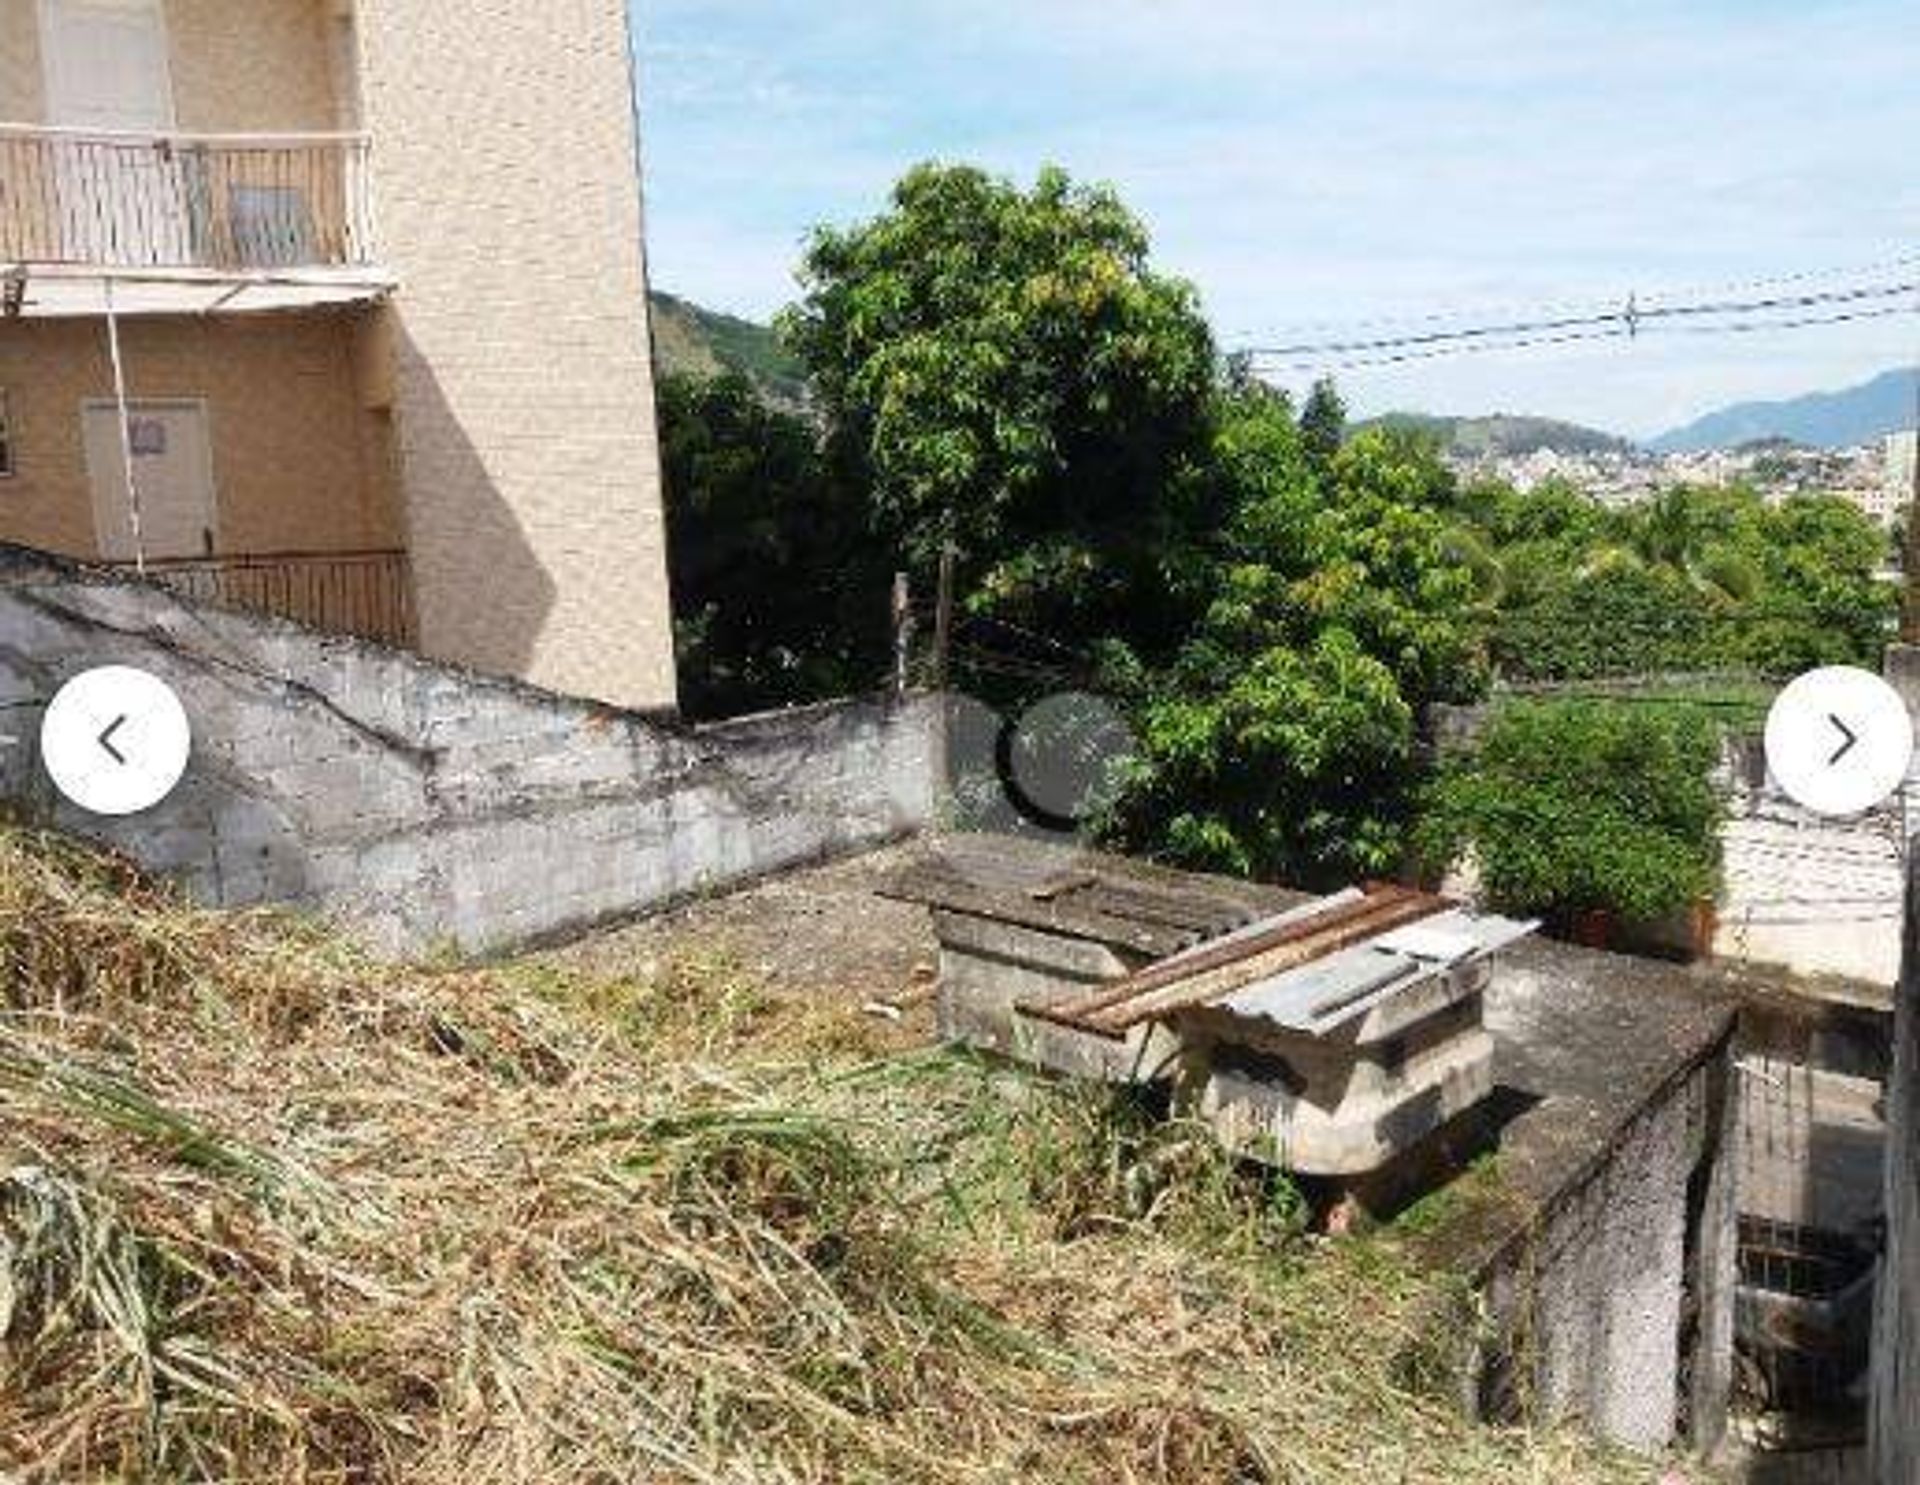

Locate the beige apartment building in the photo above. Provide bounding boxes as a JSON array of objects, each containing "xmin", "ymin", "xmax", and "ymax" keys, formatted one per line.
[{"xmin": 0, "ymin": 0, "xmax": 679, "ymax": 712}]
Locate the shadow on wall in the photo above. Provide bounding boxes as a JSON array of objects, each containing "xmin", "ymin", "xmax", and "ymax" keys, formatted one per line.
[{"xmin": 388, "ymin": 324, "xmax": 557, "ymax": 686}]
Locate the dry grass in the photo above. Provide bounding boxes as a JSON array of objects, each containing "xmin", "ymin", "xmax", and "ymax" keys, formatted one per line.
[{"xmin": 0, "ymin": 823, "xmax": 1703, "ymax": 1483}]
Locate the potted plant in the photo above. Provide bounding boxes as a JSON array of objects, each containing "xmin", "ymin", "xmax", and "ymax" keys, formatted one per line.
[{"xmin": 1414, "ymin": 699, "xmax": 1726, "ymax": 955}]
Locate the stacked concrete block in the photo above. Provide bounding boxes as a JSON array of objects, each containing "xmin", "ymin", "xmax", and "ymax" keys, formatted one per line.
[
  {"xmin": 1178, "ymin": 959, "xmax": 1498, "ymax": 1176},
  {"xmin": 932, "ymin": 910, "xmax": 1182, "ymax": 1085}
]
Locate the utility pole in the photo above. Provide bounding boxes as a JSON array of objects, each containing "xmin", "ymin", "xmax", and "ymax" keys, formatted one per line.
[
  {"xmin": 1904, "ymin": 359, "xmax": 1920, "ymax": 642},
  {"xmin": 931, "ymin": 542, "xmax": 957, "ymax": 696}
]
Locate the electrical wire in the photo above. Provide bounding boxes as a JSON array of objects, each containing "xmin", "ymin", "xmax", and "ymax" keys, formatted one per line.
[
  {"xmin": 1245, "ymin": 279, "xmax": 1918, "ymax": 358},
  {"xmin": 1249, "ymin": 302, "xmax": 1919, "ymax": 375},
  {"xmin": 1227, "ymin": 250, "xmax": 1920, "ymax": 343}
]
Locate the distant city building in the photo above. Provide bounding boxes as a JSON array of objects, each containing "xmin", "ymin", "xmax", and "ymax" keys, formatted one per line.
[
  {"xmin": 1887, "ymin": 431, "xmax": 1920, "ymax": 525},
  {"xmin": 1453, "ymin": 437, "xmax": 1902, "ymax": 526}
]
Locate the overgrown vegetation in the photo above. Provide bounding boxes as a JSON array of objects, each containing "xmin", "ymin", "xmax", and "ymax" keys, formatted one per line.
[
  {"xmin": 1418, "ymin": 701, "xmax": 1728, "ymax": 928},
  {"xmin": 658, "ymin": 371, "xmax": 890, "ymax": 716},
  {"xmin": 657, "ymin": 159, "xmax": 1894, "ymax": 887},
  {"xmin": 0, "ymin": 825, "xmax": 1699, "ymax": 1482},
  {"xmin": 1475, "ymin": 480, "xmax": 1896, "ymax": 681}
]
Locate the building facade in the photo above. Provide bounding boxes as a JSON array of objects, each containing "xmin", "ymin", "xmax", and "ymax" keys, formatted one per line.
[
  {"xmin": 1888, "ymin": 429, "xmax": 1920, "ymax": 527},
  {"xmin": 0, "ymin": 0, "xmax": 678, "ymax": 712}
]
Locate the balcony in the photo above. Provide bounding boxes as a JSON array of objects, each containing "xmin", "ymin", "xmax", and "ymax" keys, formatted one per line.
[
  {"xmin": 121, "ymin": 549, "xmax": 416, "ymax": 648},
  {"xmin": 0, "ymin": 126, "xmax": 390, "ymax": 317}
]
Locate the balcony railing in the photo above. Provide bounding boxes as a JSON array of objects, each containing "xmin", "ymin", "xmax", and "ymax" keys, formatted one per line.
[
  {"xmin": 0, "ymin": 125, "xmax": 375, "ymax": 272},
  {"xmin": 124, "ymin": 549, "xmax": 414, "ymax": 647}
]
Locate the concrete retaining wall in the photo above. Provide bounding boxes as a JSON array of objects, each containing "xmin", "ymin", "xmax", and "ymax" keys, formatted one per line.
[
  {"xmin": 0, "ymin": 548, "xmax": 935, "ymax": 954},
  {"xmin": 1475, "ymin": 1055, "xmax": 1735, "ymax": 1452}
]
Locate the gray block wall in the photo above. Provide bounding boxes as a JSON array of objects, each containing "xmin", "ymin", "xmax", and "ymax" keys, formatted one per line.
[{"xmin": 0, "ymin": 549, "xmax": 935, "ymax": 955}]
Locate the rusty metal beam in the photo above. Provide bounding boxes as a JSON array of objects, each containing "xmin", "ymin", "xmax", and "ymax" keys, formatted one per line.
[{"xmin": 1025, "ymin": 886, "xmax": 1452, "ymax": 1035}]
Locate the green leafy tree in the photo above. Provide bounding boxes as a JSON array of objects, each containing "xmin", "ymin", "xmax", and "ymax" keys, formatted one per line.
[
  {"xmin": 1494, "ymin": 565, "xmax": 1724, "ymax": 681},
  {"xmin": 1477, "ymin": 483, "xmax": 1895, "ymax": 680},
  {"xmin": 657, "ymin": 372, "xmax": 890, "ymax": 717},
  {"xmin": 1736, "ymin": 494, "xmax": 1898, "ymax": 672},
  {"xmin": 1116, "ymin": 401, "xmax": 1493, "ymax": 885},
  {"xmin": 1299, "ymin": 377, "xmax": 1347, "ymax": 474},
  {"xmin": 780, "ymin": 162, "xmax": 1219, "ymax": 656}
]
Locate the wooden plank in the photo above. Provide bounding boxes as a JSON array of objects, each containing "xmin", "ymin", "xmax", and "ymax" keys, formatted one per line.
[
  {"xmin": 1044, "ymin": 886, "xmax": 1425, "ymax": 1021},
  {"xmin": 1021, "ymin": 888, "xmax": 1450, "ymax": 1036},
  {"xmin": 877, "ymin": 867, "xmax": 1198, "ymax": 957},
  {"xmin": 1087, "ymin": 892, "xmax": 1450, "ymax": 1033}
]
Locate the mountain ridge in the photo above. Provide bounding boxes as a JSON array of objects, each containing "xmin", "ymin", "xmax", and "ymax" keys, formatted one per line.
[
  {"xmin": 1355, "ymin": 411, "xmax": 1631, "ymax": 458},
  {"xmin": 1648, "ymin": 368, "xmax": 1915, "ymax": 453},
  {"xmin": 648, "ymin": 291, "xmax": 809, "ymax": 409}
]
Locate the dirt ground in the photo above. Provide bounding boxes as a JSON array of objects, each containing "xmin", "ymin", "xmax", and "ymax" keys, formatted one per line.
[{"xmin": 538, "ymin": 842, "xmax": 940, "ymax": 1013}]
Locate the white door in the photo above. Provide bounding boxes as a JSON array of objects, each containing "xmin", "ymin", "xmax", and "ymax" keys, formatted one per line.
[
  {"xmin": 82, "ymin": 400, "xmax": 218, "ymax": 562},
  {"xmin": 40, "ymin": 0, "xmax": 193, "ymax": 264}
]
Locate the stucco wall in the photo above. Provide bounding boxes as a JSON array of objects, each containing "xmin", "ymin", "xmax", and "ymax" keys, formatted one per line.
[
  {"xmin": 1475, "ymin": 1056, "xmax": 1734, "ymax": 1452},
  {"xmin": 354, "ymin": 0, "xmax": 680, "ymax": 713},
  {"xmin": 1871, "ymin": 859, "xmax": 1920, "ymax": 1482},
  {"xmin": 0, "ymin": 0, "xmax": 46, "ymax": 122},
  {"xmin": 0, "ymin": 549, "xmax": 933, "ymax": 955},
  {"xmin": 0, "ymin": 313, "xmax": 398, "ymax": 558},
  {"xmin": 0, "ymin": 0, "xmax": 337, "ymax": 129},
  {"xmin": 164, "ymin": 0, "xmax": 337, "ymax": 132}
]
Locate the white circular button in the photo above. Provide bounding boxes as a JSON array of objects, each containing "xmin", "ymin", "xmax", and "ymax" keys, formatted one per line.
[
  {"xmin": 1763, "ymin": 666, "xmax": 1913, "ymax": 817},
  {"xmin": 40, "ymin": 666, "xmax": 192, "ymax": 817}
]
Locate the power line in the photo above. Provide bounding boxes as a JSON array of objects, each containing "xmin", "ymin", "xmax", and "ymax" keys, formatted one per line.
[
  {"xmin": 1248, "ymin": 300, "xmax": 1918, "ymax": 375},
  {"xmin": 1241, "ymin": 279, "xmax": 1919, "ymax": 361},
  {"xmin": 1225, "ymin": 250, "xmax": 1920, "ymax": 344}
]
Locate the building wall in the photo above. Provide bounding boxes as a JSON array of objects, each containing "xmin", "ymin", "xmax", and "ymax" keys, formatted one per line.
[
  {"xmin": 0, "ymin": 549, "xmax": 932, "ymax": 955},
  {"xmin": 354, "ymin": 0, "xmax": 680, "ymax": 712},
  {"xmin": 1475, "ymin": 1056, "xmax": 1735, "ymax": 1453},
  {"xmin": 0, "ymin": 313, "xmax": 398, "ymax": 558},
  {"xmin": 164, "ymin": 0, "xmax": 337, "ymax": 131},
  {"xmin": 1872, "ymin": 859, "xmax": 1920, "ymax": 1481},
  {"xmin": 0, "ymin": 0, "xmax": 337, "ymax": 129},
  {"xmin": 0, "ymin": 0, "xmax": 46, "ymax": 122}
]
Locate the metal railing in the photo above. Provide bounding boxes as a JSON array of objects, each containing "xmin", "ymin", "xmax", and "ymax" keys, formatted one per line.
[
  {"xmin": 0, "ymin": 125, "xmax": 375, "ymax": 271},
  {"xmin": 127, "ymin": 549, "xmax": 414, "ymax": 647}
]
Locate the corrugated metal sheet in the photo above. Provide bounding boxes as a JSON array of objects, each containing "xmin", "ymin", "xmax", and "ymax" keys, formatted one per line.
[{"xmin": 1215, "ymin": 908, "xmax": 1537, "ymax": 1035}]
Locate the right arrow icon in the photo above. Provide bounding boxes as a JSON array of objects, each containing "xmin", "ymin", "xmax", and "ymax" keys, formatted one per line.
[
  {"xmin": 1766, "ymin": 668, "xmax": 1912, "ymax": 817},
  {"xmin": 1827, "ymin": 713, "xmax": 1858, "ymax": 767}
]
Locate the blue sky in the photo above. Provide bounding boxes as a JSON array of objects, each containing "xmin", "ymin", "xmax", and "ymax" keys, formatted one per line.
[{"xmin": 630, "ymin": 1, "xmax": 1918, "ymax": 438}]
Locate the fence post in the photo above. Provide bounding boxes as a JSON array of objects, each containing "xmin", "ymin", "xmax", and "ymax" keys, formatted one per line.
[
  {"xmin": 931, "ymin": 544, "xmax": 958, "ymax": 828},
  {"xmin": 891, "ymin": 571, "xmax": 913, "ymax": 701}
]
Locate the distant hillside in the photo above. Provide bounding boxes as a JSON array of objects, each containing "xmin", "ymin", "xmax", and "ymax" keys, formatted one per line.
[
  {"xmin": 1649, "ymin": 368, "xmax": 1915, "ymax": 453},
  {"xmin": 649, "ymin": 291, "xmax": 808, "ymax": 408},
  {"xmin": 1358, "ymin": 412, "xmax": 1632, "ymax": 459}
]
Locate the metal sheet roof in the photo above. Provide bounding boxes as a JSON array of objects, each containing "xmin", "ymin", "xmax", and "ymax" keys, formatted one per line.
[{"xmin": 1213, "ymin": 908, "xmax": 1538, "ymax": 1036}]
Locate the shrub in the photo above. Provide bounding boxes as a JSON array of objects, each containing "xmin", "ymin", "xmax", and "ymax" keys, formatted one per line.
[{"xmin": 1417, "ymin": 700, "xmax": 1726, "ymax": 926}]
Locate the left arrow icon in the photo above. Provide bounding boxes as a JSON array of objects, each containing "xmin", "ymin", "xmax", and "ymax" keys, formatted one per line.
[
  {"xmin": 97, "ymin": 715, "xmax": 129, "ymax": 765},
  {"xmin": 41, "ymin": 668, "xmax": 191, "ymax": 817}
]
